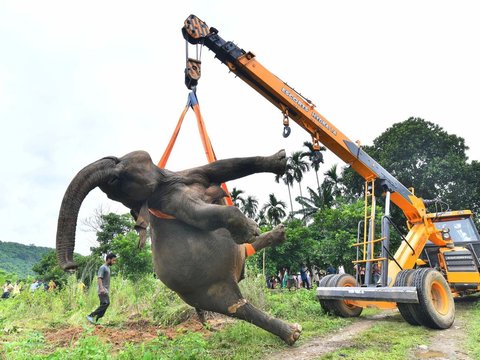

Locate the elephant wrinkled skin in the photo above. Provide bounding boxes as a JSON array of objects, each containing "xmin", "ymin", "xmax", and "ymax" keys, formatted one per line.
[{"xmin": 56, "ymin": 149, "xmax": 302, "ymax": 345}]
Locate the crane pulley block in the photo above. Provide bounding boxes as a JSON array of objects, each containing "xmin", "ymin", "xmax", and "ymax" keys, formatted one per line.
[
  {"xmin": 185, "ymin": 58, "xmax": 202, "ymax": 90},
  {"xmin": 183, "ymin": 15, "xmax": 210, "ymax": 44}
]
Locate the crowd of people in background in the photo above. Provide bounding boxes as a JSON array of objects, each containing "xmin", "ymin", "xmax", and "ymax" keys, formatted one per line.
[
  {"xmin": 29, "ymin": 279, "xmax": 57, "ymax": 292},
  {"xmin": 4, "ymin": 260, "xmax": 382, "ymax": 300},
  {"xmin": 1, "ymin": 280, "xmax": 15, "ymax": 298},
  {"xmin": 266, "ymin": 264, "xmax": 330, "ymax": 290},
  {"xmin": 1, "ymin": 279, "xmax": 58, "ymax": 299},
  {"xmin": 265, "ymin": 261, "xmax": 383, "ymax": 290}
]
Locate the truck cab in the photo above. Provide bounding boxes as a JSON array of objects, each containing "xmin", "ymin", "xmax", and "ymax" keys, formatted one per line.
[{"xmin": 421, "ymin": 211, "xmax": 480, "ymax": 295}]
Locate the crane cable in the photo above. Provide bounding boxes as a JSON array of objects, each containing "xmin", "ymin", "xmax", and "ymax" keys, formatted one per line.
[{"xmin": 156, "ymin": 91, "xmax": 233, "ymax": 207}]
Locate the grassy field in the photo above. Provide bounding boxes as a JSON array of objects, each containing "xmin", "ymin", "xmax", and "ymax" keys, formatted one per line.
[
  {"xmin": 1, "ymin": 275, "xmax": 479, "ymax": 359},
  {"xmin": 463, "ymin": 296, "xmax": 480, "ymax": 359},
  {"xmin": 319, "ymin": 318, "xmax": 430, "ymax": 360}
]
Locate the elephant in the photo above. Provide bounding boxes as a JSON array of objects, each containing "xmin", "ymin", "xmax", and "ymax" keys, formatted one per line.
[{"xmin": 56, "ymin": 149, "xmax": 302, "ymax": 345}]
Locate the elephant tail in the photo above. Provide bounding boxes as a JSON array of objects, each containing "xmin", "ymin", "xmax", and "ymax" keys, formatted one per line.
[{"xmin": 56, "ymin": 157, "xmax": 119, "ymax": 271}]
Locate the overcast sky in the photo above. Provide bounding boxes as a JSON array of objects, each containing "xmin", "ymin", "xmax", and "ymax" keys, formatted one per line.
[{"xmin": 1, "ymin": 1, "xmax": 479, "ymax": 255}]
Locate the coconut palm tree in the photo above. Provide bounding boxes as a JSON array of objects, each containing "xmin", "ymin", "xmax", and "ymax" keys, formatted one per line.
[
  {"xmin": 324, "ymin": 164, "xmax": 343, "ymax": 197},
  {"xmin": 230, "ymin": 187, "xmax": 246, "ymax": 208},
  {"xmin": 261, "ymin": 193, "xmax": 287, "ymax": 226},
  {"xmin": 255, "ymin": 209, "xmax": 269, "ymax": 227},
  {"xmin": 302, "ymin": 141, "xmax": 326, "ymax": 191},
  {"xmin": 242, "ymin": 195, "xmax": 259, "ymax": 219},
  {"xmin": 319, "ymin": 181, "xmax": 335, "ymax": 208},
  {"xmin": 294, "ymin": 183, "xmax": 335, "ymax": 222},
  {"xmin": 274, "ymin": 164, "xmax": 295, "ymax": 215},
  {"xmin": 290, "ymin": 150, "xmax": 310, "ymax": 200}
]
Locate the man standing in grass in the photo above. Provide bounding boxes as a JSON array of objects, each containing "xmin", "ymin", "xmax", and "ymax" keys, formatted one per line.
[{"xmin": 86, "ymin": 253, "xmax": 117, "ymax": 324}]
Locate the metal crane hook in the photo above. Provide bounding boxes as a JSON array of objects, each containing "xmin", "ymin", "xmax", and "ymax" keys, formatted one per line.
[{"xmin": 282, "ymin": 110, "xmax": 290, "ymax": 138}]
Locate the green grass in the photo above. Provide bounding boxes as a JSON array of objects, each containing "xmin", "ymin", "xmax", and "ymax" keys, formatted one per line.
[
  {"xmin": 0, "ymin": 274, "xmax": 348, "ymax": 359},
  {"xmin": 319, "ymin": 316, "xmax": 431, "ymax": 360},
  {"xmin": 462, "ymin": 297, "xmax": 480, "ymax": 359},
  {"xmin": 4, "ymin": 274, "xmax": 478, "ymax": 359}
]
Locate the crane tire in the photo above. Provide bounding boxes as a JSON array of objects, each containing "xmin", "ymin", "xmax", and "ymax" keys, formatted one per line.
[
  {"xmin": 394, "ymin": 269, "xmax": 421, "ymax": 326},
  {"xmin": 329, "ymin": 274, "xmax": 363, "ymax": 318},
  {"xmin": 411, "ymin": 268, "xmax": 455, "ymax": 329},
  {"xmin": 318, "ymin": 274, "xmax": 337, "ymax": 314}
]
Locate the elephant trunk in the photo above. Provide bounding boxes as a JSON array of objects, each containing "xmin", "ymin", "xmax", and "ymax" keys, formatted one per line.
[{"xmin": 56, "ymin": 157, "xmax": 118, "ymax": 271}]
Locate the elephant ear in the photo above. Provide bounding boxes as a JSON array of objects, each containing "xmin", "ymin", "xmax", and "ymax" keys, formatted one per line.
[{"xmin": 132, "ymin": 203, "xmax": 150, "ymax": 249}]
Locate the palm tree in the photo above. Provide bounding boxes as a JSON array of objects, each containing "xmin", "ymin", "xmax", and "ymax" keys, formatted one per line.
[
  {"xmin": 261, "ymin": 193, "xmax": 287, "ymax": 226},
  {"xmin": 255, "ymin": 209, "xmax": 269, "ymax": 227},
  {"xmin": 319, "ymin": 181, "xmax": 335, "ymax": 208},
  {"xmin": 242, "ymin": 195, "xmax": 259, "ymax": 219},
  {"xmin": 324, "ymin": 164, "xmax": 343, "ymax": 197},
  {"xmin": 230, "ymin": 187, "xmax": 246, "ymax": 208},
  {"xmin": 290, "ymin": 150, "xmax": 310, "ymax": 200},
  {"xmin": 294, "ymin": 183, "xmax": 335, "ymax": 222},
  {"xmin": 274, "ymin": 164, "xmax": 295, "ymax": 215},
  {"xmin": 302, "ymin": 141, "xmax": 326, "ymax": 191}
]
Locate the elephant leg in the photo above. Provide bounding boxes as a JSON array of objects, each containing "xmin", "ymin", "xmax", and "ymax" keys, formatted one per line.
[
  {"xmin": 230, "ymin": 300, "xmax": 302, "ymax": 346},
  {"xmin": 179, "ymin": 150, "xmax": 286, "ymax": 183},
  {"xmin": 190, "ymin": 282, "xmax": 301, "ymax": 345},
  {"xmin": 250, "ymin": 224, "xmax": 286, "ymax": 252},
  {"xmin": 163, "ymin": 194, "xmax": 259, "ymax": 244}
]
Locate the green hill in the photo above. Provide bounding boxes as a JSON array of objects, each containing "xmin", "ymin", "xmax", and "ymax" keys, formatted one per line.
[{"xmin": 0, "ymin": 241, "xmax": 52, "ymax": 278}]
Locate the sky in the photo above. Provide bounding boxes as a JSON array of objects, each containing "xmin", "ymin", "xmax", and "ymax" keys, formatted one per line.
[{"xmin": 1, "ymin": 1, "xmax": 479, "ymax": 255}]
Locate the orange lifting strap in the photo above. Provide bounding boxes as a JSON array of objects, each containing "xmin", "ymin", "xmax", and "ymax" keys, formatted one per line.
[{"xmin": 157, "ymin": 91, "xmax": 233, "ymax": 206}]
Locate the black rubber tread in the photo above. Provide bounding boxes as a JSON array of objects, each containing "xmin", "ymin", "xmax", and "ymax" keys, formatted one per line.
[
  {"xmin": 318, "ymin": 274, "xmax": 337, "ymax": 314},
  {"xmin": 329, "ymin": 274, "xmax": 363, "ymax": 318},
  {"xmin": 394, "ymin": 269, "xmax": 421, "ymax": 326},
  {"xmin": 411, "ymin": 268, "xmax": 455, "ymax": 329}
]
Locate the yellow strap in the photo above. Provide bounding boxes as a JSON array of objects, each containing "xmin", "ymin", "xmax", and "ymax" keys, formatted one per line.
[
  {"xmin": 192, "ymin": 102, "xmax": 234, "ymax": 206},
  {"xmin": 157, "ymin": 92, "xmax": 233, "ymax": 206},
  {"xmin": 157, "ymin": 105, "xmax": 189, "ymax": 168},
  {"xmin": 149, "ymin": 208, "xmax": 176, "ymax": 220}
]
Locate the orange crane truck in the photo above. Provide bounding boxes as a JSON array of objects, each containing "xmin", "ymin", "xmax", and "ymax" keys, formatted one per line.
[{"xmin": 181, "ymin": 14, "xmax": 480, "ymax": 329}]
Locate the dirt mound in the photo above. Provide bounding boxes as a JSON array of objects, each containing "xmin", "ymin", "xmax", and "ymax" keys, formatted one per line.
[
  {"xmin": 43, "ymin": 314, "xmax": 234, "ymax": 351},
  {"xmin": 43, "ymin": 322, "xmax": 159, "ymax": 349},
  {"xmin": 44, "ymin": 326, "xmax": 84, "ymax": 348}
]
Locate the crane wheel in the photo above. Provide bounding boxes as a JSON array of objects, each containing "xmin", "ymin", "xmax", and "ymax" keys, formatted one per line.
[
  {"xmin": 318, "ymin": 274, "xmax": 337, "ymax": 314},
  {"xmin": 410, "ymin": 268, "xmax": 455, "ymax": 329},
  {"xmin": 394, "ymin": 270, "xmax": 421, "ymax": 326},
  {"xmin": 329, "ymin": 274, "xmax": 363, "ymax": 318}
]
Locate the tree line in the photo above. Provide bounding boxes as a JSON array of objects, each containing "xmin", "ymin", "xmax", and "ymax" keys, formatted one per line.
[{"xmin": 0, "ymin": 241, "xmax": 51, "ymax": 279}]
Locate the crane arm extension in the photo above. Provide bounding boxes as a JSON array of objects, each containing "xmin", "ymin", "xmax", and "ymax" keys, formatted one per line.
[{"xmin": 182, "ymin": 15, "xmax": 429, "ymax": 223}]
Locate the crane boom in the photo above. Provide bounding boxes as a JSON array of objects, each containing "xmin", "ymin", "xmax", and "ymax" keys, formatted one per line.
[{"xmin": 182, "ymin": 15, "xmax": 427, "ymax": 224}]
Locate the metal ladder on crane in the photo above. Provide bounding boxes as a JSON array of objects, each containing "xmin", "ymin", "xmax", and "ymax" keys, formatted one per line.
[{"xmin": 353, "ymin": 178, "xmax": 388, "ymax": 286}]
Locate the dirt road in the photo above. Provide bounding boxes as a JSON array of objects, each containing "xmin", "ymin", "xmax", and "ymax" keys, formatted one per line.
[
  {"xmin": 412, "ymin": 300, "xmax": 474, "ymax": 360},
  {"xmin": 267, "ymin": 302, "xmax": 475, "ymax": 360}
]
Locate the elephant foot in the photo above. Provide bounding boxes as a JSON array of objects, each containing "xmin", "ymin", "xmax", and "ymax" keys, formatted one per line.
[
  {"xmin": 284, "ymin": 323, "xmax": 302, "ymax": 346},
  {"xmin": 195, "ymin": 308, "xmax": 207, "ymax": 325},
  {"xmin": 231, "ymin": 217, "xmax": 260, "ymax": 244},
  {"xmin": 269, "ymin": 149, "xmax": 287, "ymax": 175},
  {"xmin": 266, "ymin": 224, "xmax": 286, "ymax": 247},
  {"xmin": 251, "ymin": 224, "xmax": 286, "ymax": 251}
]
